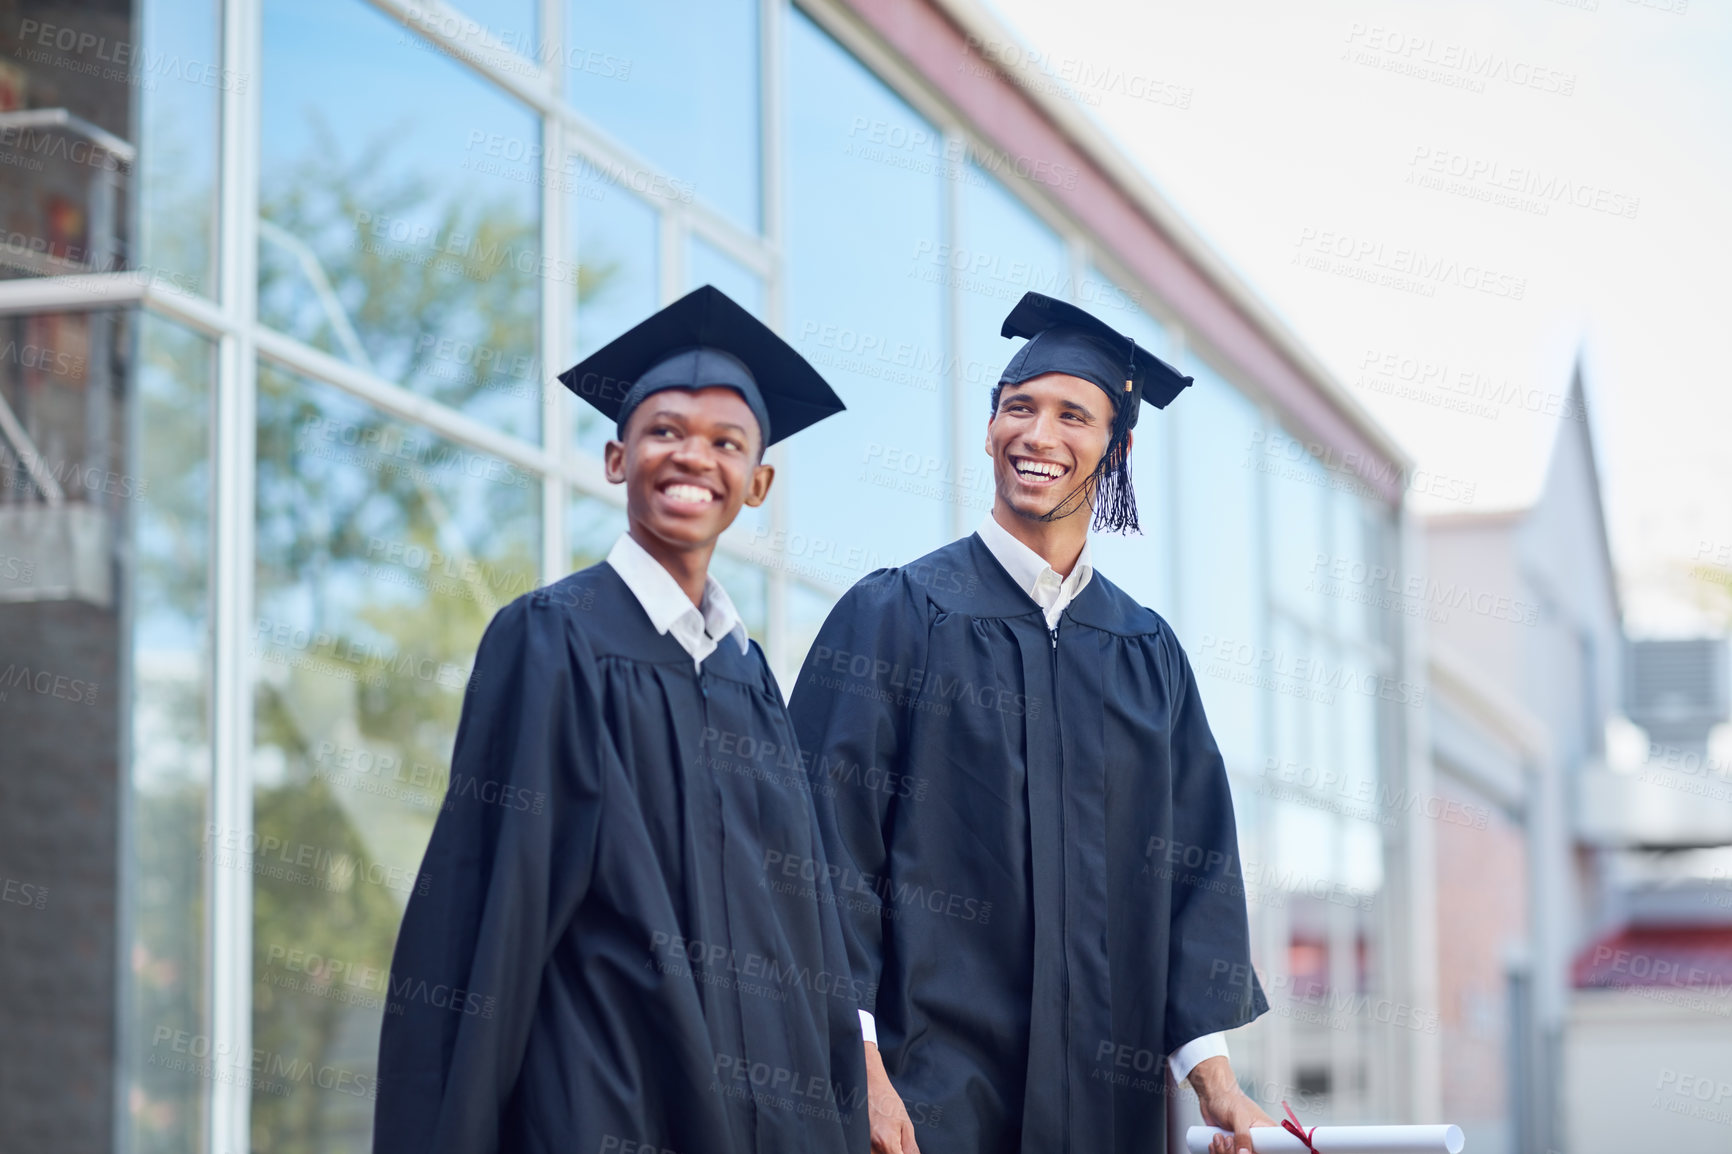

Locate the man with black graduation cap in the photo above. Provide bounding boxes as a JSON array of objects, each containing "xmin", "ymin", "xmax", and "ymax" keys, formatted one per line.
[
  {"xmin": 375, "ymin": 286, "xmax": 869, "ymax": 1154},
  {"xmin": 787, "ymin": 292, "xmax": 1274, "ymax": 1154}
]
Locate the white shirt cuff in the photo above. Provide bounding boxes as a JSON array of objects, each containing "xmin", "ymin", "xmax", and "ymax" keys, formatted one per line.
[
  {"xmin": 1167, "ymin": 1032, "xmax": 1229, "ymax": 1084},
  {"xmin": 859, "ymin": 1009, "xmax": 878, "ymax": 1046}
]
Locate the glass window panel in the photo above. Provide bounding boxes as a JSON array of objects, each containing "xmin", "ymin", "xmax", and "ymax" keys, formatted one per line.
[
  {"xmin": 1287, "ymin": 907, "xmax": 1332, "ymax": 1001},
  {"xmin": 687, "ymin": 236, "xmax": 763, "ymax": 317},
  {"xmin": 1341, "ymin": 816, "xmax": 1384, "ymax": 897},
  {"xmin": 128, "ymin": 314, "xmax": 214, "ymax": 1154},
  {"xmin": 785, "ymin": 12, "xmax": 951, "ymax": 567},
  {"xmin": 0, "ymin": 4, "xmax": 139, "ymax": 288},
  {"xmin": 1332, "ymin": 651, "xmax": 1379, "ymax": 802},
  {"xmin": 1084, "ymin": 264, "xmax": 1171, "ymax": 357},
  {"xmin": 0, "ymin": 311, "xmax": 120, "ymax": 505},
  {"xmin": 1370, "ymin": 509, "xmax": 1401, "ymax": 652},
  {"xmin": 138, "ymin": 0, "xmax": 220, "ymax": 297},
  {"xmin": 1090, "ymin": 417, "xmax": 1172, "ymax": 614},
  {"xmin": 785, "ymin": 580, "xmax": 841, "ymax": 695},
  {"xmin": 566, "ymin": 0, "xmax": 760, "ymax": 231},
  {"xmin": 260, "ymin": 0, "xmax": 542, "ymax": 440},
  {"xmin": 250, "ymin": 366, "xmax": 540, "ymax": 1151},
  {"xmin": 1270, "ymin": 615, "xmax": 1311, "ymax": 775},
  {"xmin": 708, "ymin": 547, "xmax": 767, "ymax": 645},
  {"xmin": 954, "ymin": 169, "xmax": 1072, "ymax": 417},
  {"xmin": 1076, "ymin": 266, "xmax": 1161, "ymax": 339},
  {"xmin": 1328, "ymin": 486, "xmax": 1361, "ymax": 637},
  {"xmin": 1227, "ymin": 780, "xmax": 1266, "ymax": 940},
  {"xmin": 1311, "ymin": 635, "xmax": 1340, "ymax": 807},
  {"xmin": 388, "ymin": 0, "xmax": 539, "ymax": 79},
  {"xmin": 442, "ymin": 0, "xmax": 537, "ymax": 53},
  {"xmin": 1272, "ymin": 800, "xmax": 1337, "ymax": 894},
  {"xmin": 1331, "ymin": 491, "xmax": 1391, "ymax": 647},
  {"xmin": 568, "ymin": 488, "xmax": 628, "ymax": 573},
  {"xmin": 1174, "ymin": 362, "xmax": 1265, "ymax": 768},
  {"xmin": 1267, "ymin": 430, "xmax": 1329, "ymax": 627},
  {"xmin": 571, "ymin": 177, "xmax": 660, "ymax": 458},
  {"xmin": 0, "ymin": 307, "xmax": 129, "ymax": 1148}
]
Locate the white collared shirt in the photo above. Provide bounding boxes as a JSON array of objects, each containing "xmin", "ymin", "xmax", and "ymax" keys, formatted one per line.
[
  {"xmin": 970, "ymin": 512, "xmax": 1231, "ymax": 1084},
  {"xmin": 974, "ymin": 510, "xmax": 1096, "ymax": 630},
  {"xmin": 605, "ymin": 532, "xmax": 749, "ymax": 671}
]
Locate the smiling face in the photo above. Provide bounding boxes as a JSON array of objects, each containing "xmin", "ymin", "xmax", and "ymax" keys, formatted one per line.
[
  {"xmin": 604, "ymin": 386, "xmax": 773, "ymax": 554},
  {"xmin": 985, "ymin": 372, "xmax": 1117, "ymax": 523}
]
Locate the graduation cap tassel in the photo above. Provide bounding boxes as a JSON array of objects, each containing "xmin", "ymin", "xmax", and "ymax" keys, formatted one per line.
[
  {"xmin": 1084, "ymin": 332, "xmax": 1143, "ymax": 535},
  {"xmin": 1089, "ymin": 394, "xmax": 1140, "ymax": 535}
]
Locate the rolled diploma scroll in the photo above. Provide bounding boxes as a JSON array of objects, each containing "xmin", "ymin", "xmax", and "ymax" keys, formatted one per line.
[{"xmin": 1185, "ymin": 1124, "xmax": 1464, "ymax": 1153}]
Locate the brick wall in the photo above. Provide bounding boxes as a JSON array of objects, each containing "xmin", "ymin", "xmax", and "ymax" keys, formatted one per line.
[{"xmin": 1434, "ymin": 772, "xmax": 1526, "ymax": 1151}]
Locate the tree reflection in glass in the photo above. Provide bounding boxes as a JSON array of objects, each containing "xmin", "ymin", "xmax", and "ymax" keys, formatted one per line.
[
  {"xmin": 257, "ymin": 115, "xmax": 542, "ymax": 441},
  {"xmin": 258, "ymin": 0, "xmax": 545, "ymax": 440},
  {"xmin": 249, "ymin": 366, "xmax": 539, "ymax": 1153}
]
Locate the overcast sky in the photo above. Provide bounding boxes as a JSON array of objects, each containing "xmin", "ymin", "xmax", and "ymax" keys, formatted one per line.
[{"xmin": 987, "ymin": 0, "xmax": 1730, "ymax": 637}]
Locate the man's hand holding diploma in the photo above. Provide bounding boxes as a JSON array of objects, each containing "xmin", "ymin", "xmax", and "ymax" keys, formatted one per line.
[{"xmin": 1191, "ymin": 1056, "xmax": 1278, "ymax": 1154}]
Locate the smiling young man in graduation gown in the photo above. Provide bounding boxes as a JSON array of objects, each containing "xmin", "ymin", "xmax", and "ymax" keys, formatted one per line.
[
  {"xmin": 374, "ymin": 286, "xmax": 869, "ymax": 1154},
  {"xmin": 787, "ymin": 292, "xmax": 1273, "ymax": 1154}
]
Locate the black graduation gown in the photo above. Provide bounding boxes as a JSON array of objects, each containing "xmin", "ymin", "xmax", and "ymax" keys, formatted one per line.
[
  {"xmin": 375, "ymin": 563, "xmax": 869, "ymax": 1154},
  {"xmin": 787, "ymin": 533, "xmax": 1267, "ymax": 1154}
]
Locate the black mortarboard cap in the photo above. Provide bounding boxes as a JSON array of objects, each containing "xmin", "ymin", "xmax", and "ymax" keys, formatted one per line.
[
  {"xmin": 998, "ymin": 291, "xmax": 1192, "ymax": 427},
  {"xmin": 557, "ymin": 284, "xmax": 845, "ymax": 447}
]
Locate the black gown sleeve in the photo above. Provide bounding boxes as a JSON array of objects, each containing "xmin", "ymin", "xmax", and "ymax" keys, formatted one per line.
[
  {"xmin": 1161, "ymin": 638, "xmax": 1269, "ymax": 1054},
  {"xmin": 786, "ymin": 572, "xmax": 928, "ymax": 1020},
  {"xmin": 374, "ymin": 593, "xmax": 609, "ymax": 1154}
]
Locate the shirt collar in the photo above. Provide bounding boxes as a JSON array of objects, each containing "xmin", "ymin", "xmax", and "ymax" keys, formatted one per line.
[
  {"xmin": 605, "ymin": 532, "xmax": 749, "ymax": 655},
  {"xmin": 975, "ymin": 511, "xmax": 1093, "ymax": 603}
]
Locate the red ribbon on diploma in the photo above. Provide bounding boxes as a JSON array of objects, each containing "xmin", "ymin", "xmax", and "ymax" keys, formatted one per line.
[{"xmin": 1281, "ymin": 1101, "xmax": 1320, "ymax": 1152}]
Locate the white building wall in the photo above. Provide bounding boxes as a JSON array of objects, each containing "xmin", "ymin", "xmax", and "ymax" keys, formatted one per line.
[{"xmin": 1565, "ymin": 991, "xmax": 1732, "ymax": 1153}]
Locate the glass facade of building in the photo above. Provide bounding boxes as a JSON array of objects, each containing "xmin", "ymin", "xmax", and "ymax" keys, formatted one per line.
[{"xmin": 0, "ymin": 1, "xmax": 1410, "ymax": 1150}]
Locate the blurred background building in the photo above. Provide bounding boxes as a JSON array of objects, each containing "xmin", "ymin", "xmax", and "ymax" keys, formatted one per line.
[
  {"xmin": 1421, "ymin": 365, "xmax": 1621, "ymax": 1154},
  {"xmin": 0, "ymin": 1, "xmax": 1725, "ymax": 1153},
  {"xmin": 1421, "ymin": 365, "xmax": 1732, "ymax": 1153},
  {"xmin": 1567, "ymin": 635, "xmax": 1732, "ymax": 1152}
]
